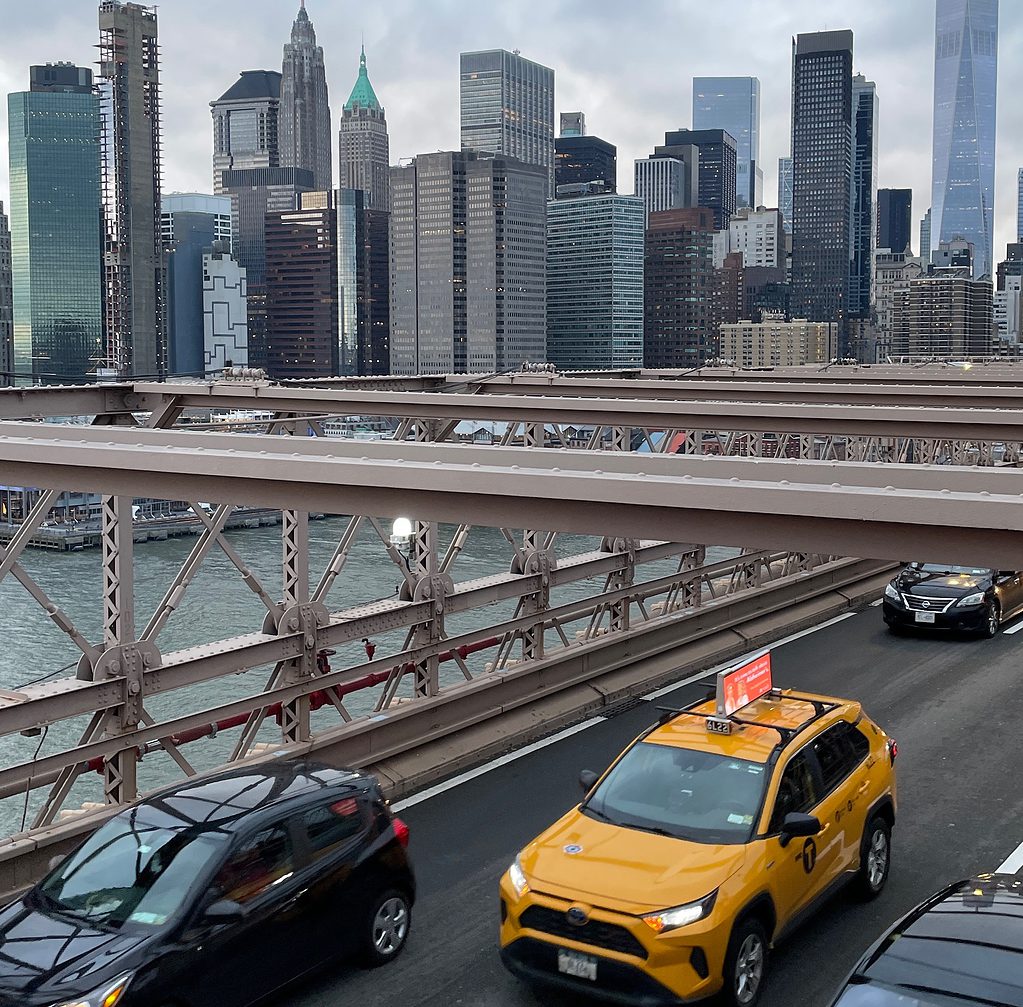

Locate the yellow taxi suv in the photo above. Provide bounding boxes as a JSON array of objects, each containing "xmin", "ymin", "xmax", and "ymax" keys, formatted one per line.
[{"xmin": 499, "ymin": 675, "xmax": 897, "ymax": 1007}]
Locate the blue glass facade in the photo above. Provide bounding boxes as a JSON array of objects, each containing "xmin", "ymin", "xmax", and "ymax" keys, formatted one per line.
[
  {"xmin": 8, "ymin": 86, "xmax": 103, "ymax": 383},
  {"xmin": 547, "ymin": 194, "xmax": 645, "ymax": 370},
  {"xmin": 778, "ymin": 157, "xmax": 793, "ymax": 234},
  {"xmin": 931, "ymin": 0, "xmax": 998, "ymax": 278},
  {"xmin": 693, "ymin": 77, "xmax": 761, "ymax": 209}
]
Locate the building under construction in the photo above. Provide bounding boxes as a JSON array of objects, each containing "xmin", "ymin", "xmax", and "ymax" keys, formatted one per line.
[{"xmin": 98, "ymin": 1, "xmax": 166, "ymax": 379}]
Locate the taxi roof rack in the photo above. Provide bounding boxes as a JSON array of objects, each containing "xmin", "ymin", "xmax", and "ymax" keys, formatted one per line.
[{"xmin": 655, "ymin": 689, "xmax": 840, "ymax": 747}]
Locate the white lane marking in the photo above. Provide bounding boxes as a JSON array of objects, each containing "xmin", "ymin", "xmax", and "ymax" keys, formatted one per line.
[
  {"xmin": 870, "ymin": 599, "xmax": 884, "ymax": 607},
  {"xmin": 1001, "ymin": 619, "xmax": 1023, "ymax": 636},
  {"xmin": 390, "ymin": 716, "xmax": 607, "ymax": 813},
  {"xmin": 641, "ymin": 612, "xmax": 858, "ymax": 702},
  {"xmin": 998, "ymin": 840, "xmax": 1023, "ymax": 873},
  {"xmin": 391, "ymin": 610, "xmax": 859, "ymax": 811}
]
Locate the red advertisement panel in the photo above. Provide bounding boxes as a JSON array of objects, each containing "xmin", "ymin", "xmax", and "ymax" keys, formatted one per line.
[{"xmin": 718, "ymin": 653, "xmax": 773, "ymax": 716}]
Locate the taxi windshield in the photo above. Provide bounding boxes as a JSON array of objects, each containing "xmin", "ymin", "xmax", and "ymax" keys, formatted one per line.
[
  {"xmin": 582, "ymin": 741, "xmax": 767, "ymax": 845},
  {"xmin": 38, "ymin": 809, "xmax": 227, "ymax": 931}
]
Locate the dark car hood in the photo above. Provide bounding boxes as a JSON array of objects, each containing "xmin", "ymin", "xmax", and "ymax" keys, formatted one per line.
[
  {"xmin": 0, "ymin": 896, "xmax": 149, "ymax": 1003},
  {"xmin": 895, "ymin": 568, "xmax": 992, "ymax": 597}
]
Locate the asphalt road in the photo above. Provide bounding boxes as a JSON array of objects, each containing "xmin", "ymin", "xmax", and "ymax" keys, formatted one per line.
[{"xmin": 283, "ymin": 603, "xmax": 1023, "ymax": 1007}]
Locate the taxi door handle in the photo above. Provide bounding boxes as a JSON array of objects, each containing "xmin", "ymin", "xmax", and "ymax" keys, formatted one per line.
[{"xmin": 858, "ymin": 780, "xmax": 870, "ymax": 794}]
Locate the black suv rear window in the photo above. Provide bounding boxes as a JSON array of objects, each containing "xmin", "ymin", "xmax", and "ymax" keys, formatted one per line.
[{"xmin": 302, "ymin": 798, "xmax": 365, "ymax": 862}]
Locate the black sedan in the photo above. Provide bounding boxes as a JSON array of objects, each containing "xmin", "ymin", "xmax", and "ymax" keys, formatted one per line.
[
  {"xmin": 827, "ymin": 873, "xmax": 1023, "ymax": 1006},
  {"xmin": 0, "ymin": 759, "xmax": 414, "ymax": 1007},
  {"xmin": 881, "ymin": 563, "xmax": 1023, "ymax": 637}
]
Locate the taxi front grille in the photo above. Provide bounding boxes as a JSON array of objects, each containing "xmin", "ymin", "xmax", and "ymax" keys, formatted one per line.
[
  {"xmin": 901, "ymin": 594, "xmax": 956, "ymax": 613},
  {"xmin": 519, "ymin": 905, "xmax": 649, "ymax": 960}
]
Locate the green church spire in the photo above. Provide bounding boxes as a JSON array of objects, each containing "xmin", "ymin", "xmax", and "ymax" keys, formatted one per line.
[{"xmin": 344, "ymin": 45, "xmax": 381, "ymax": 112}]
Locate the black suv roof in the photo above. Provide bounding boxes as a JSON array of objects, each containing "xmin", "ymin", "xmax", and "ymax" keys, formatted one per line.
[
  {"xmin": 128, "ymin": 759, "xmax": 368, "ymax": 834},
  {"xmin": 850, "ymin": 874, "xmax": 1023, "ymax": 1004}
]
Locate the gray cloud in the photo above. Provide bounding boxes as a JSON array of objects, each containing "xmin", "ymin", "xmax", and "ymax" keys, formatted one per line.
[{"xmin": 1, "ymin": 0, "xmax": 1020, "ymax": 259}]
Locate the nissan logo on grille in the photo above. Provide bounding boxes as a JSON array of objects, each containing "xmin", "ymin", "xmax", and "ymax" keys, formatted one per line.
[
  {"xmin": 922, "ymin": 600, "xmax": 931, "ymax": 609},
  {"xmin": 566, "ymin": 907, "xmax": 588, "ymax": 927}
]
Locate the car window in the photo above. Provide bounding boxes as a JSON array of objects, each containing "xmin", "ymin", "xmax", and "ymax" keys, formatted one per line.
[
  {"xmin": 582, "ymin": 742, "xmax": 768, "ymax": 845},
  {"xmin": 812, "ymin": 723, "xmax": 871, "ymax": 794},
  {"xmin": 769, "ymin": 751, "xmax": 817, "ymax": 832},
  {"xmin": 301, "ymin": 798, "xmax": 365, "ymax": 862},
  {"xmin": 38, "ymin": 809, "xmax": 227, "ymax": 930},
  {"xmin": 215, "ymin": 825, "xmax": 294, "ymax": 905}
]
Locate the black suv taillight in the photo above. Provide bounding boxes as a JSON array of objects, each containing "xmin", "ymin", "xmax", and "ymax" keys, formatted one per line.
[{"xmin": 393, "ymin": 816, "xmax": 410, "ymax": 848}]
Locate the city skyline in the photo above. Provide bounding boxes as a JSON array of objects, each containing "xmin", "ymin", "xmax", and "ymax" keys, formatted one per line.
[{"xmin": 0, "ymin": 2, "xmax": 1022, "ymax": 267}]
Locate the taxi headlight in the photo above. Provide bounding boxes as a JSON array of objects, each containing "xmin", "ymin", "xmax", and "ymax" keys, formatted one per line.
[
  {"xmin": 51, "ymin": 972, "xmax": 134, "ymax": 1007},
  {"xmin": 958, "ymin": 591, "xmax": 986, "ymax": 607},
  {"xmin": 884, "ymin": 583, "xmax": 900, "ymax": 602},
  {"xmin": 508, "ymin": 856, "xmax": 529, "ymax": 898},
  {"xmin": 642, "ymin": 890, "xmax": 717, "ymax": 934}
]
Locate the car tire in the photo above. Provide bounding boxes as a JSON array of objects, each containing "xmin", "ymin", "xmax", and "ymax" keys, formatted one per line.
[
  {"xmin": 981, "ymin": 602, "xmax": 999, "ymax": 639},
  {"xmin": 854, "ymin": 816, "xmax": 891, "ymax": 901},
  {"xmin": 359, "ymin": 888, "xmax": 411, "ymax": 968},
  {"xmin": 722, "ymin": 915, "xmax": 769, "ymax": 1007}
]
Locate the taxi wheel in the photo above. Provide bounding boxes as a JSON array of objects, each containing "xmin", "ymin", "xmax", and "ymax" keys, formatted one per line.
[
  {"xmin": 359, "ymin": 888, "xmax": 411, "ymax": 968},
  {"xmin": 854, "ymin": 817, "xmax": 891, "ymax": 900},
  {"xmin": 722, "ymin": 916, "xmax": 769, "ymax": 1007}
]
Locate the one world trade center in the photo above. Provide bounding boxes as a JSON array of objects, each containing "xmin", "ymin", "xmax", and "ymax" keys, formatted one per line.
[{"xmin": 930, "ymin": 0, "xmax": 998, "ymax": 279}]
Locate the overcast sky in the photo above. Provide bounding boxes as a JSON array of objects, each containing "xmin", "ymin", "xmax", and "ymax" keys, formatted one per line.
[{"xmin": 1, "ymin": 0, "xmax": 1020, "ymax": 258}]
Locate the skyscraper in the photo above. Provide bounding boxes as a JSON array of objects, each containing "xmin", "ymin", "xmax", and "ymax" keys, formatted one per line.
[
  {"xmin": 280, "ymin": 1, "xmax": 332, "ymax": 191},
  {"xmin": 0, "ymin": 202, "xmax": 12, "ymax": 385},
  {"xmin": 547, "ymin": 192, "xmax": 645, "ymax": 370},
  {"xmin": 213, "ymin": 71, "xmax": 312, "ymax": 370},
  {"xmin": 849, "ymin": 75, "xmax": 879, "ymax": 320},
  {"xmin": 98, "ymin": 1, "xmax": 166, "ymax": 378},
  {"xmin": 790, "ymin": 30, "xmax": 854, "ymax": 324},
  {"xmin": 778, "ymin": 157, "xmax": 793, "ymax": 234},
  {"xmin": 162, "ymin": 194, "xmax": 234, "ymax": 376},
  {"xmin": 554, "ymin": 134, "xmax": 617, "ymax": 194},
  {"xmin": 339, "ymin": 46, "xmax": 389, "ymax": 210},
  {"xmin": 1017, "ymin": 168, "xmax": 1023, "ymax": 242},
  {"xmin": 460, "ymin": 50, "xmax": 555, "ymax": 195},
  {"xmin": 8, "ymin": 64, "xmax": 103, "ymax": 383},
  {"xmin": 634, "ymin": 158, "xmax": 690, "ymax": 214},
  {"xmin": 203, "ymin": 242, "xmax": 248, "ymax": 372},
  {"xmin": 692, "ymin": 77, "xmax": 762, "ymax": 209},
  {"xmin": 930, "ymin": 0, "xmax": 998, "ymax": 278},
  {"xmin": 655, "ymin": 130, "xmax": 737, "ymax": 230},
  {"xmin": 389, "ymin": 151, "xmax": 547, "ymax": 374},
  {"xmin": 878, "ymin": 189, "xmax": 913, "ymax": 253},
  {"xmin": 644, "ymin": 208, "xmax": 720, "ymax": 369},
  {"xmin": 560, "ymin": 112, "xmax": 585, "ymax": 137},
  {"xmin": 920, "ymin": 208, "xmax": 933, "ymax": 267},
  {"xmin": 211, "ymin": 69, "xmax": 282, "ymax": 182}
]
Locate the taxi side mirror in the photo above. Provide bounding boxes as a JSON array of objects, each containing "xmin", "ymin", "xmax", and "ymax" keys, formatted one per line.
[
  {"xmin": 579, "ymin": 770, "xmax": 598, "ymax": 793},
  {"xmin": 778, "ymin": 812, "xmax": 821, "ymax": 848}
]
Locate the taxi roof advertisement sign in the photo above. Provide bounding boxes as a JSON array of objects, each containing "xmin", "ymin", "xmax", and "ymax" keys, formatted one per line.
[{"xmin": 717, "ymin": 653, "xmax": 773, "ymax": 717}]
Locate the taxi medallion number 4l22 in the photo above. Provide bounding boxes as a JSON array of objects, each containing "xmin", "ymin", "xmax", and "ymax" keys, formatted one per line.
[{"xmin": 558, "ymin": 949, "xmax": 597, "ymax": 981}]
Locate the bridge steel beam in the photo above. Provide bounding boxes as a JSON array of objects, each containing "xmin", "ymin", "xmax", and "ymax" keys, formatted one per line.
[
  {"xmin": 121, "ymin": 385, "xmax": 1023, "ymax": 437},
  {"xmin": 1, "ymin": 422, "xmax": 1022, "ymax": 568}
]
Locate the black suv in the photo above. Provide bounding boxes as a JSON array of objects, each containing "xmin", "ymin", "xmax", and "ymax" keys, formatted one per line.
[
  {"xmin": 882, "ymin": 563, "xmax": 1023, "ymax": 637},
  {"xmin": 828, "ymin": 873, "xmax": 1023, "ymax": 1006},
  {"xmin": 0, "ymin": 759, "xmax": 414, "ymax": 1007}
]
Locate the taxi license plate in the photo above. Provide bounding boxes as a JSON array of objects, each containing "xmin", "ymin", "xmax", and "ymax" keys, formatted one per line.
[
  {"xmin": 557, "ymin": 949, "xmax": 597, "ymax": 981},
  {"xmin": 915, "ymin": 611, "xmax": 936, "ymax": 624}
]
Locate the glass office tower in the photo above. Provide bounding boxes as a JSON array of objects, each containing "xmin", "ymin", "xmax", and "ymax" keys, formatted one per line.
[
  {"xmin": 930, "ymin": 0, "xmax": 998, "ymax": 278},
  {"xmin": 693, "ymin": 76, "xmax": 761, "ymax": 209},
  {"xmin": 8, "ymin": 64, "xmax": 103, "ymax": 383}
]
